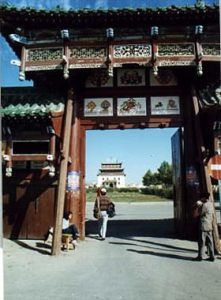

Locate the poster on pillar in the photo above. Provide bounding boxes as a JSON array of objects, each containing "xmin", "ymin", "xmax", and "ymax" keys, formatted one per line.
[{"xmin": 67, "ymin": 171, "xmax": 80, "ymax": 191}]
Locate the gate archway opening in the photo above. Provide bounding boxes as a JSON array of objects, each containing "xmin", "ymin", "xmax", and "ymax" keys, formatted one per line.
[{"xmin": 85, "ymin": 127, "xmax": 179, "ymax": 239}]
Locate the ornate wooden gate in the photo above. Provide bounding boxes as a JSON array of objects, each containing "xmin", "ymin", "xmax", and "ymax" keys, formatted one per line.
[{"xmin": 1, "ymin": 3, "xmax": 220, "ymax": 255}]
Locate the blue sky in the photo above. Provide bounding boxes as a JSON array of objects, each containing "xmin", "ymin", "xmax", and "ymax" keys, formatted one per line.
[
  {"xmin": 0, "ymin": 0, "xmax": 217, "ymax": 184},
  {"xmin": 86, "ymin": 129, "xmax": 177, "ymax": 185},
  {"xmin": 0, "ymin": 0, "xmax": 218, "ymax": 10}
]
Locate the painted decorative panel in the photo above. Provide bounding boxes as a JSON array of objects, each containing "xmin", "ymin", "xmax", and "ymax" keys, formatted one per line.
[
  {"xmin": 117, "ymin": 68, "xmax": 145, "ymax": 86},
  {"xmin": 85, "ymin": 70, "xmax": 113, "ymax": 88},
  {"xmin": 202, "ymin": 44, "xmax": 221, "ymax": 56},
  {"xmin": 151, "ymin": 96, "xmax": 180, "ymax": 115},
  {"xmin": 84, "ymin": 98, "xmax": 113, "ymax": 116},
  {"xmin": 117, "ymin": 97, "xmax": 146, "ymax": 116},
  {"xmin": 25, "ymin": 65, "xmax": 63, "ymax": 71},
  {"xmin": 70, "ymin": 47, "xmax": 106, "ymax": 59},
  {"xmin": 113, "ymin": 44, "xmax": 151, "ymax": 58},
  {"xmin": 158, "ymin": 44, "xmax": 195, "ymax": 56},
  {"xmin": 150, "ymin": 69, "xmax": 178, "ymax": 86},
  {"xmin": 158, "ymin": 61, "xmax": 195, "ymax": 67},
  {"xmin": 27, "ymin": 48, "xmax": 63, "ymax": 61}
]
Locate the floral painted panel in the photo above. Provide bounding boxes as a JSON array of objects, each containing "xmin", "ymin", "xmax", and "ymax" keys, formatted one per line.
[
  {"xmin": 84, "ymin": 98, "xmax": 113, "ymax": 116},
  {"xmin": 117, "ymin": 69, "xmax": 145, "ymax": 86},
  {"xmin": 117, "ymin": 97, "xmax": 146, "ymax": 116},
  {"xmin": 149, "ymin": 69, "xmax": 178, "ymax": 86},
  {"xmin": 85, "ymin": 70, "xmax": 113, "ymax": 88},
  {"xmin": 151, "ymin": 96, "xmax": 180, "ymax": 115}
]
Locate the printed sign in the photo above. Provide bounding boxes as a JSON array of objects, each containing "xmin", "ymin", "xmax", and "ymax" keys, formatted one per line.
[
  {"xmin": 150, "ymin": 96, "xmax": 180, "ymax": 115},
  {"xmin": 186, "ymin": 166, "xmax": 198, "ymax": 186},
  {"xmin": 208, "ymin": 155, "xmax": 221, "ymax": 180},
  {"xmin": 67, "ymin": 171, "xmax": 80, "ymax": 191}
]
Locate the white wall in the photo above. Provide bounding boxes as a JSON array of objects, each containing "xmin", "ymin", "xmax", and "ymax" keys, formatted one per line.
[{"xmin": 97, "ymin": 174, "xmax": 126, "ymax": 188}]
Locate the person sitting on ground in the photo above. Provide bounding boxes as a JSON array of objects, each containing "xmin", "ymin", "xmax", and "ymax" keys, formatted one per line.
[{"xmin": 62, "ymin": 211, "xmax": 80, "ymax": 246}]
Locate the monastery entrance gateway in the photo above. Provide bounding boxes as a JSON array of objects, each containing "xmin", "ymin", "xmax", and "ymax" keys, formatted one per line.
[{"xmin": 1, "ymin": 4, "xmax": 220, "ymax": 255}]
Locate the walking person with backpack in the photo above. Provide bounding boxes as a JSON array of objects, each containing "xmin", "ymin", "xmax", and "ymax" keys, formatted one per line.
[{"xmin": 93, "ymin": 187, "xmax": 115, "ymax": 240}]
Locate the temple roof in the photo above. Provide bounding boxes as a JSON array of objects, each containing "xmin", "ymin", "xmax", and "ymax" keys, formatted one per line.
[
  {"xmin": 1, "ymin": 87, "xmax": 65, "ymax": 118},
  {"xmin": 0, "ymin": 3, "xmax": 219, "ymax": 61},
  {"xmin": 0, "ymin": 4, "xmax": 219, "ymax": 30}
]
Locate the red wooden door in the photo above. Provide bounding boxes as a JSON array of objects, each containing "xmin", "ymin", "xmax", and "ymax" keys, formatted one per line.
[
  {"xmin": 3, "ymin": 182, "xmax": 57, "ymax": 239},
  {"xmin": 26, "ymin": 186, "xmax": 56, "ymax": 239}
]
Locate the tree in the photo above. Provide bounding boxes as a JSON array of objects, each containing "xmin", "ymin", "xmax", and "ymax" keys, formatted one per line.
[
  {"xmin": 156, "ymin": 161, "xmax": 172, "ymax": 186},
  {"xmin": 142, "ymin": 161, "xmax": 172, "ymax": 187},
  {"xmin": 142, "ymin": 169, "xmax": 158, "ymax": 186}
]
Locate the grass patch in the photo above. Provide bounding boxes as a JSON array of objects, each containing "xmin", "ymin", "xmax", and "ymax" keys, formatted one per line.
[{"xmin": 86, "ymin": 190, "xmax": 169, "ymax": 203}]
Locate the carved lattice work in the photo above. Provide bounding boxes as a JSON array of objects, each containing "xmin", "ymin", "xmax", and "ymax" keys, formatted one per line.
[
  {"xmin": 202, "ymin": 44, "xmax": 221, "ymax": 56},
  {"xmin": 158, "ymin": 44, "xmax": 195, "ymax": 56},
  {"xmin": 113, "ymin": 44, "xmax": 151, "ymax": 58},
  {"xmin": 27, "ymin": 48, "xmax": 63, "ymax": 61},
  {"xmin": 70, "ymin": 47, "xmax": 106, "ymax": 59}
]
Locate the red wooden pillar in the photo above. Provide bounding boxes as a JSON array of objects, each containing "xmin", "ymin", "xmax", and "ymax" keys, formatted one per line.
[
  {"xmin": 67, "ymin": 97, "xmax": 83, "ymax": 237},
  {"xmin": 51, "ymin": 89, "xmax": 74, "ymax": 256}
]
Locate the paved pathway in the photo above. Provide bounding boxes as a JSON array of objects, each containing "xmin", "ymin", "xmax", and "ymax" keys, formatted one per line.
[{"xmin": 3, "ymin": 202, "xmax": 221, "ymax": 300}]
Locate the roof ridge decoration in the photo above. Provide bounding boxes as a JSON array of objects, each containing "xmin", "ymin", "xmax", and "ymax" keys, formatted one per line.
[
  {"xmin": 196, "ymin": 0, "xmax": 205, "ymax": 8},
  {"xmin": 0, "ymin": 3, "xmax": 219, "ymax": 33}
]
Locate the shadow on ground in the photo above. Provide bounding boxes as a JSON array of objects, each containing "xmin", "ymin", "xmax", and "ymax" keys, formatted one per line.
[
  {"xmin": 13, "ymin": 240, "xmax": 51, "ymax": 255},
  {"xmin": 86, "ymin": 218, "xmax": 175, "ymax": 239}
]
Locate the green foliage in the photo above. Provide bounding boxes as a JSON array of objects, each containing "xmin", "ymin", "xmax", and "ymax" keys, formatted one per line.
[
  {"xmin": 142, "ymin": 170, "xmax": 158, "ymax": 186},
  {"xmin": 86, "ymin": 187, "xmax": 140, "ymax": 194},
  {"xmin": 142, "ymin": 161, "xmax": 172, "ymax": 187},
  {"xmin": 156, "ymin": 161, "xmax": 172, "ymax": 186},
  {"xmin": 140, "ymin": 186, "xmax": 173, "ymax": 199},
  {"xmin": 86, "ymin": 188, "xmax": 168, "ymax": 202},
  {"xmin": 116, "ymin": 187, "xmax": 140, "ymax": 193}
]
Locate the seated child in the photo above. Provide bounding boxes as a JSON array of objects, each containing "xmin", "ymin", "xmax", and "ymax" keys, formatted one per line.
[{"xmin": 62, "ymin": 211, "xmax": 79, "ymax": 246}]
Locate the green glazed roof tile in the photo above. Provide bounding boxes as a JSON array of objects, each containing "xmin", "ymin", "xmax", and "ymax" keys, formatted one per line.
[{"xmin": 1, "ymin": 87, "xmax": 65, "ymax": 118}]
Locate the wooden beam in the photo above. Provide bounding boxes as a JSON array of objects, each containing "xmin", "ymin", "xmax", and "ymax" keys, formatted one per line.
[
  {"xmin": 68, "ymin": 98, "xmax": 81, "ymax": 236},
  {"xmin": 192, "ymin": 88, "xmax": 221, "ymax": 253},
  {"xmin": 51, "ymin": 89, "xmax": 74, "ymax": 256}
]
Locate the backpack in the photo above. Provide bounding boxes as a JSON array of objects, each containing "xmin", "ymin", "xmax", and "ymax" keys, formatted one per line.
[{"xmin": 107, "ymin": 202, "xmax": 116, "ymax": 218}]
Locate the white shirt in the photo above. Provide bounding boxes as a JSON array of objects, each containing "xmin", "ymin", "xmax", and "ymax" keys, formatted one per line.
[{"xmin": 62, "ymin": 218, "xmax": 69, "ymax": 230}]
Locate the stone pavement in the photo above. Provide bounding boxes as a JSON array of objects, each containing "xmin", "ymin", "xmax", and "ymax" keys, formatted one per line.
[{"xmin": 3, "ymin": 202, "xmax": 221, "ymax": 300}]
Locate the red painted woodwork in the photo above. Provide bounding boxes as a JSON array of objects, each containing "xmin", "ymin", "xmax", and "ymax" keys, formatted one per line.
[{"xmin": 3, "ymin": 181, "xmax": 57, "ymax": 239}]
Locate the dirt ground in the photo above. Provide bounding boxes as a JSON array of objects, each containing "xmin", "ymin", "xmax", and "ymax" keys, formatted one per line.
[{"xmin": 3, "ymin": 202, "xmax": 221, "ymax": 300}]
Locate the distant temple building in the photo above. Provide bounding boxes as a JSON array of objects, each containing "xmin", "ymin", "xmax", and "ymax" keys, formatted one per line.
[{"xmin": 97, "ymin": 160, "xmax": 126, "ymax": 188}]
